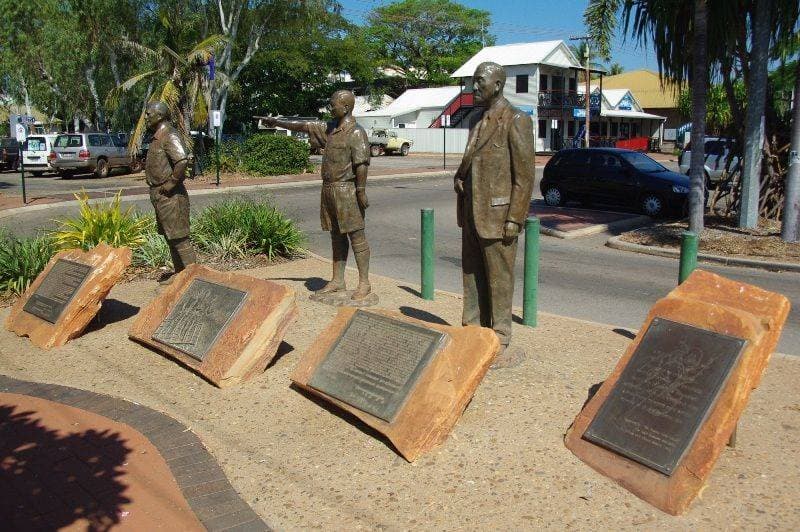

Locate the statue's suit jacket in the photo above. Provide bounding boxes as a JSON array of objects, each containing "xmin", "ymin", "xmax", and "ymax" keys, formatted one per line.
[{"xmin": 456, "ymin": 97, "xmax": 535, "ymax": 239}]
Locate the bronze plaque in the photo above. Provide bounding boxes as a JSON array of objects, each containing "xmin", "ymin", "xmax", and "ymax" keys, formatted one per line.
[
  {"xmin": 23, "ymin": 259, "xmax": 92, "ymax": 324},
  {"xmin": 152, "ymin": 279, "xmax": 247, "ymax": 362},
  {"xmin": 583, "ymin": 317, "xmax": 747, "ymax": 476},
  {"xmin": 309, "ymin": 311, "xmax": 448, "ymax": 423}
]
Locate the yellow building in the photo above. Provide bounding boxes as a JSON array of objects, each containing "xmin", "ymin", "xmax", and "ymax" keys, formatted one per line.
[{"xmin": 599, "ymin": 70, "xmax": 684, "ymax": 131}]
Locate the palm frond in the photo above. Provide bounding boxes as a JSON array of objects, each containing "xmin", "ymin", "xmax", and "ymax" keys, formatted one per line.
[
  {"xmin": 160, "ymin": 44, "xmax": 187, "ymax": 67},
  {"xmin": 187, "ymin": 34, "xmax": 229, "ymax": 64},
  {"xmin": 119, "ymin": 39, "xmax": 160, "ymax": 62},
  {"xmin": 105, "ymin": 70, "xmax": 159, "ymax": 110}
]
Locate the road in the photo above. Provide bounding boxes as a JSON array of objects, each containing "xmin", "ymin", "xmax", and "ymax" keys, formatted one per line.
[
  {"xmin": 0, "ymin": 153, "xmax": 468, "ymax": 197},
  {"xmin": 2, "ymin": 172, "xmax": 798, "ymax": 356}
]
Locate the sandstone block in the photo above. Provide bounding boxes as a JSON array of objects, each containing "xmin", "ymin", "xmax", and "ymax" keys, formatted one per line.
[
  {"xmin": 129, "ymin": 264, "xmax": 297, "ymax": 388},
  {"xmin": 5, "ymin": 244, "xmax": 132, "ymax": 349},
  {"xmin": 564, "ymin": 269, "xmax": 790, "ymax": 515},
  {"xmin": 291, "ymin": 307, "xmax": 500, "ymax": 462}
]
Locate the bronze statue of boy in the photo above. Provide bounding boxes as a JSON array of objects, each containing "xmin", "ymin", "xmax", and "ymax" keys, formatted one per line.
[
  {"xmin": 264, "ymin": 90, "xmax": 373, "ymax": 300},
  {"xmin": 455, "ymin": 62, "xmax": 535, "ymax": 353},
  {"xmin": 144, "ymin": 101, "xmax": 196, "ymax": 284}
]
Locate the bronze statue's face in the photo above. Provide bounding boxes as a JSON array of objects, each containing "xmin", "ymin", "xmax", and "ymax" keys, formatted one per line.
[
  {"xmin": 330, "ymin": 96, "xmax": 349, "ymax": 120},
  {"xmin": 473, "ymin": 66, "xmax": 502, "ymax": 107},
  {"xmin": 145, "ymin": 103, "xmax": 168, "ymax": 131}
]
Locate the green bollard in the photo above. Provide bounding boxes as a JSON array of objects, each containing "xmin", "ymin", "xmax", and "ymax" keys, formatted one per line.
[
  {"xmin": 215, "ymin": 126, "xmax": 221, "ymax": 187},
  {"xmin": 421, "ymin": 208, "xmax": 435, "ymax": 300},
  {"xmin": 679, "ymin": 230, "xmax": 699, "ymax": 284},
  {"xmin": 523, "ymin": 217, "xmax": 540, "ymax": 327}
]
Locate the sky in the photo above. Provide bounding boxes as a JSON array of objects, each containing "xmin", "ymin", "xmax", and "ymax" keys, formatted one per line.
[{"xmin": 336, "ymin": 0, "xmax": 660, "ymax": 73}]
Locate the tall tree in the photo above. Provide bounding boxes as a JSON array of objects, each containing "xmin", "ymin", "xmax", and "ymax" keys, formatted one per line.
[
  {"xmin": 781, "ymin": 58, "xmax": 800, "ymax": 242},
  {"xmin": 688, "ymin": 0, "xmax": 709, "ymax": 233},
  {"xmin": 739, "ymin": 0, "xmax": 773, "ymax": 228},
  {"xmin": 364, "ymin": 0, "xmax": 493, "ymax": 87}
]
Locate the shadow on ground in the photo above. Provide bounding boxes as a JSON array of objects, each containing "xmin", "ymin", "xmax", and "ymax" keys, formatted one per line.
[
  {"xmin": 0, "ymin": 404, "xmax": 131, "ymax": 529},
  {"xmin": 85, "ymin": 299, "xmax": 140, "ymax": 334}
]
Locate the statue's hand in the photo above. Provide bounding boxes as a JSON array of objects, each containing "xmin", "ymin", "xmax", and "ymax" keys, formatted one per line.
[
  {"xmin": 502, "ymin": 221, "xmax": 520, "ymax": 242},
  {"xmin": 160, "ymin": 179, "xmax": 177, "ymax": 195},
  {"xmin": 454, "ymin": 178, "xmax": 464, "ymax": 195},
  {"xmin": 356, "ymin": 188, "xmax": 369, "ymax": 209}
]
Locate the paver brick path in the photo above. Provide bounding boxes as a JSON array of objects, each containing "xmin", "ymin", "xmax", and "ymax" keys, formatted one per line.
[
  {"xmin": 528, "ymin": 202, "xmax": 644, "ymax": 233},
  {"xmin": 0, "ymin": 376, "xmax": 268, "ymax": 531}
]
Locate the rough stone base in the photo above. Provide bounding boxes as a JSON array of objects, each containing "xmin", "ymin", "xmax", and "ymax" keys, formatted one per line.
[
  {"xmin": 5, "ymin": 244, "xmax": 131, "ymax": 349},
  {"xmin": 291, "ymin": 307, "xmax": 500, "ymax": 462},
  {"xmin": 564, "ymin": 269, "xmax": 791, "ymax": 515},
  {"xmin": 309, "ymin": 290, "xmax": 379, "ymax": 307},
  {"xmin": 129, "ymin": 264, "xmax": 297, "ymax": 388}
]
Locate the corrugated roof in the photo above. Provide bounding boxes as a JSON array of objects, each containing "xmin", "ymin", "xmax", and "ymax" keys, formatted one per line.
[
  {"xmin": 355, "ymin": 86, "xmax": 460, "ymax": 118},
  {"xmin": 451, "ymin": 40, "xmax": 581, "ymax": 78},
  {"xmin": 599, "ymin": 70, "xmax": 682, "ymax": 109}
]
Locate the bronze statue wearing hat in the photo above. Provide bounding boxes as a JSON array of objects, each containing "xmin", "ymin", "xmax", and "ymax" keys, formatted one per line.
[
  {"xmin": 455, "ymin": 62, "xmax": 535, "ymax": 352},
  {"xmin": 144, "ymin": 101, "xmax": 196, "ymax": 284},
  {"xmin": 264, "ymin": 90, "xmax": 373, "ymax": 300}
]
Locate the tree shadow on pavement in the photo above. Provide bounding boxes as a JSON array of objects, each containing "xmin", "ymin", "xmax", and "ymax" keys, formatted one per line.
[{"xmin": 0, "ymin": 405, "xmax": 131, "ymax": 531}]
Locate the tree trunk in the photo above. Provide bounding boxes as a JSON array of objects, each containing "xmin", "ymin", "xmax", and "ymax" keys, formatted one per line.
[
  {"xmin": 688, "ymin": 0, "xmax": 709, "ymax": 234},
  {"xmin": 85, "ymin": 65, "xmax": 106, "ymax": 131},
  {"xmin": 739, "ymin": 0, "xmax": 772, "ymax": 228},
  {"xmin": 20, "ymin": 75, "xmax": 32, "ymax": 117},
  {"xmin": 781, "ymin": 59, "xmax": 800, "ymax": 242}
]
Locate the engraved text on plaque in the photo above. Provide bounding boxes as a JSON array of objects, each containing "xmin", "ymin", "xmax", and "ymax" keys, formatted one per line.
[
  {"xmin": 309, "ymin": 311, "xmax": 448, "ymax": 423},
  {"xmin": 152, "ymin": 279, "xmax": 247, "ymax": 362},
  {"xmin": 23, "ymin": 259, "xmax": 93, "ymax": 324},
  {"xmin": 583, "ymin": 317, "xmax": 746, "ymax": 476}
]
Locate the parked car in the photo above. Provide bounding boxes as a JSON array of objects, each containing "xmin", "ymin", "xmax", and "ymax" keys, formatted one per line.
[
  {"xmin": 540, "ymin": 148, "xmax": 691, "ymax": 217},
  {"xmin": 678, "ymin": 137, "xmax": 739, "ymax": 187},
  {"xmin": 368, "ymin": 128, "xmax": 412, "ymax": 156},
  {"xmin": 49, "ymin": 132, "xmax": 132, "ymax": 178},
  {"xmin": 0, "ymin": 137, "xmax": 20, "ymax": 171},
  {"xmin": 22, "ymin": 134, "xmax": 59, "ymax": 176}
]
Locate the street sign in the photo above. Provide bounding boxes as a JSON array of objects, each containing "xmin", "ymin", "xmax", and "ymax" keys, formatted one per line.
[
  {"xmin": 440, "ymin": 114, "xmax": 450, "ymax": 127},
  {"xmin": 573, "ymin": 108, "xmax": 586, "ymax": 119},
  {"xmin": 211, "ymin": 111, "xmax": 222, "ymax": 128},
  {"xmin": 15, "ymin": 123, "xmax": 27, "ymax": 142},
  {"xmin": 551, "ymin": 119, "xmax": 558, "ymax": 129}
]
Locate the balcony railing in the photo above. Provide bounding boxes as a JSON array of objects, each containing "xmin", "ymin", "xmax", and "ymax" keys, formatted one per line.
[{"xmin": 538, "ymin": 90, "xmax": 585, "ymax": 108}]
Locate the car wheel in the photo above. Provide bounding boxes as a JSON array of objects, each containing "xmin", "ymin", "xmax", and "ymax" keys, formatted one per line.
[
  {"xmin": 641, "ymin": 194, "xmax": 664, "ymax": 217},
  {"xmin": 370, "ymin": 144, "xmax": 381, "ymax": 157},
  {"xmin": 543, "ymin": 185, "xmax": 565, "ymax": 207},
  {"xmin": 94, "ymin": 158, "xmax": 109, "ymax": 179},
  {"xmin": 400, "ymin": 143, "xmax": 410, "ymax": 156},
  {"xmin": 129, "ymin": 159, "xmax": 143, "ymax": 173}
]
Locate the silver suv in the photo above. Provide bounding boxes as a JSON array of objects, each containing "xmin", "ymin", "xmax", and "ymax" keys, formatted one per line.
[
  {"xmin": 50, "ymin": 133, "xmax": 132, "ymax": 178},
  {"xmin": 678, "ymin": 137, "xmax": 739, "ymax": 187}
]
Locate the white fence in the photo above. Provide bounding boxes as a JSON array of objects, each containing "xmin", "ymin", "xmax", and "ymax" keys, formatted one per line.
[{"xmin": 384, "ymin": 127, "xmax": 468, "ymax": 154}]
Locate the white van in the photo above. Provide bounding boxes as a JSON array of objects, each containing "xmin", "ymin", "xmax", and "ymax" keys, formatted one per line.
[{"xmin": 22, "ymin": 134, "xmax": 58, "ymax": 176}]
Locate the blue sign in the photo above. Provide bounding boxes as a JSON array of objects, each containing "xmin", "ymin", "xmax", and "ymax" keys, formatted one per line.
[
  {"xmin": 573, "ymin": 108, "xmax": 586, "ymax": 118},
  {"xmin": 517, "ymin": 105, "xmax": 535, "ymax": 117},
  {"xmin": 618, "ymin": 94, "xmax": 633, "ymax": 110}
]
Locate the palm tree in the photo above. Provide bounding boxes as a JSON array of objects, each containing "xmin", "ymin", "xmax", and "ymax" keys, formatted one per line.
[
  {"xmin": 687, "ymin": 0, "xmax": 709, "ymax": 233},
  {"xmin": 106, "ymin": 34, "xmax": 227, "ymax": 156},
  {"xmin": 608, "ymin": 62, "xmax": 624, "ymax": 75}
]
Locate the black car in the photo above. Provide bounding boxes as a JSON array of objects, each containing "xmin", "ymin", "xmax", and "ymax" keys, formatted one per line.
[
  {"xmin": 0, "ymin": 137, "xmax": 20, "ymax": 171},
  {"xmin": 540, "ymin": 148, "xmax": 691, "ymax": 217}
]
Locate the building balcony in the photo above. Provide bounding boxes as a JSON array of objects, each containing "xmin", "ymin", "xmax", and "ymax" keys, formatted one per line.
[{"xmin": 538, "ymin": 90, "xmax": 586, "ymax": 109}]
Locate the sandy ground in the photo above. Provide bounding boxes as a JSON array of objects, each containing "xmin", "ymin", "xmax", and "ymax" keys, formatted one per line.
[{"xmin": 0, "ymin": 256, "xmax": 798, "ymax": 530}]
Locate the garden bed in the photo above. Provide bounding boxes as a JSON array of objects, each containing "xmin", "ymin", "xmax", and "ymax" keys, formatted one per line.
[{"xmin": 618, "ymin": 215, "xmax": 800, "ymax": 264}]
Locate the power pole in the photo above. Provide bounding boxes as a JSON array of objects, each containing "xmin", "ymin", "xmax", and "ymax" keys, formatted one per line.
[{"xmin": 570, "ymin": 36, "xmax": 591, "ymax": 148}]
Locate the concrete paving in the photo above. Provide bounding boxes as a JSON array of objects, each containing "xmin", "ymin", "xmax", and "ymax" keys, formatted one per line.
[{"xmin": 1, "ymin": 256, "xmax": 797, "ymax": 529}]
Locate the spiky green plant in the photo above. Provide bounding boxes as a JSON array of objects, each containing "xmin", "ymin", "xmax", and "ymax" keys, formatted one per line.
[
  {"xmin": 132, "ymin": 232, "xmax": 172, "ymax": 269},
  {"xmin": 0, "ymin": 234, "xmax": 56, "ymax": 295},
  {"xmin": 50, "ymin": 191, "xmax": 152, "ymax": 251},
  {"xmin": 192, "ymin": 198, "xmax": 305, "ymax": 259}
]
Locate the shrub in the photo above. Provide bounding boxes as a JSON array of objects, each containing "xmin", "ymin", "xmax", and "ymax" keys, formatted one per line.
[
  {"xmin": 240, "ymin": 134, "xmax": 310, "ymax": 176},
  {"xmin": 0, "ymin": 234, "xmax": 56, "ymax": 295},
  {"xmin": 132, "ymin": 232, "xmax": 172, "ymax": 269},
  {"xmin": 205, "ymin": 140, "xmax": 243, "ymax": 173},
  {"xmin": 192, "ymin": 198, "xmax": 305, "ymax": 259},
  {"xmin": 51, "ymin": 191, "xmax": 151, "ymax": 250}
]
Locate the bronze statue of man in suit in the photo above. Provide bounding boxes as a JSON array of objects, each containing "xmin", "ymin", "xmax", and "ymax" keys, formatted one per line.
[
  {"xmin": 263, "ymin": 90, "xmax": 372, "ymax": 300},
  {"xmin": 144, "ymin": 101, "xmax": 196, "ymax": 284},
  {"xmin": 454, "ymin": 62, "xmax": 535, "ymax": 350}
]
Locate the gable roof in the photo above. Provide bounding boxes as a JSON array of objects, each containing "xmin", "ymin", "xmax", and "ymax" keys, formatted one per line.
[
  {"xmin": 355, "ymin": 86, "xmax": 461, "ymax": 118},
  {"xmin": 451, "ymin": 40, "xmax": 582, "ymax": 78},
  {"xmin": 599, "ymin": 69, "xmax": 683, "ymax": 109}
]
